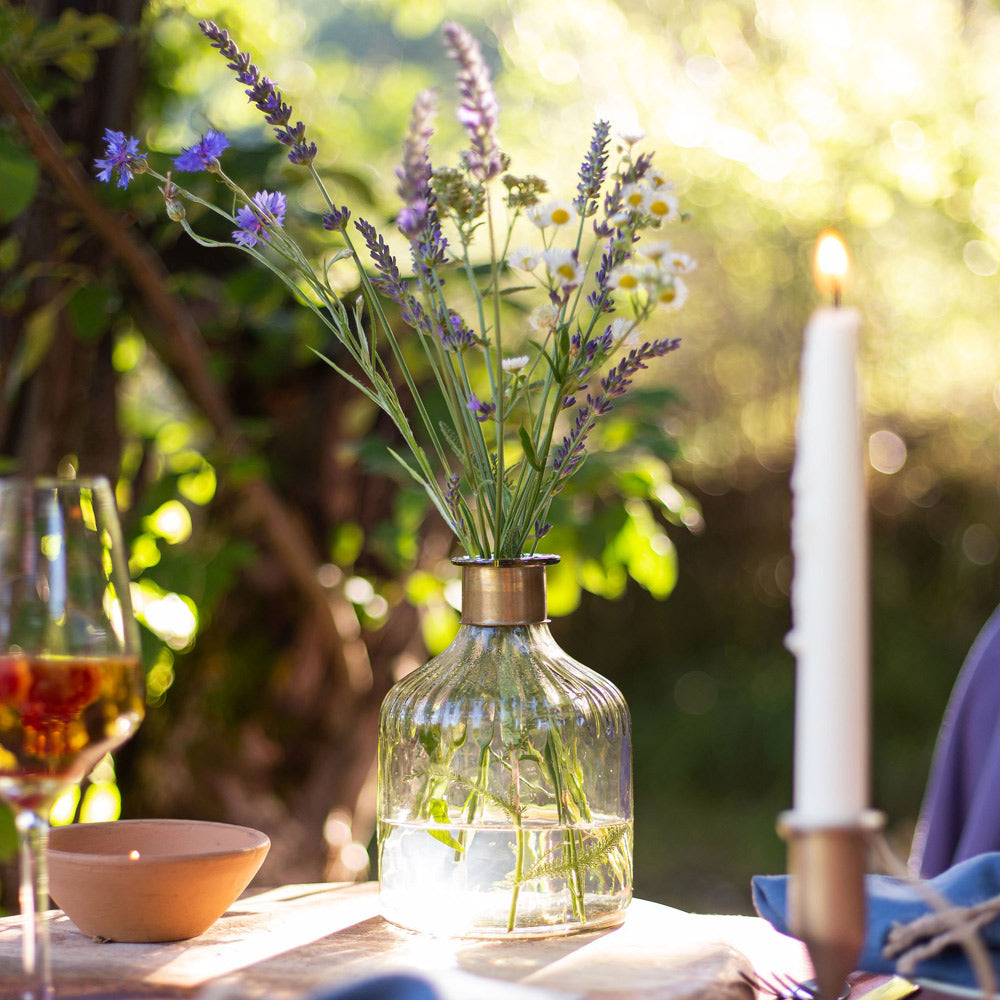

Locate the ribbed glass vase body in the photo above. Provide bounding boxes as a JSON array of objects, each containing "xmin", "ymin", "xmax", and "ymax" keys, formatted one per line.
[{"xmin": 377, "ymin": 559, "xmax": 632, "ymax": 937}]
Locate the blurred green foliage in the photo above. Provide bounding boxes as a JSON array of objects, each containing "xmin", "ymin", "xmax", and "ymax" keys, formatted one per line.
[{"xmin": 2, "ymin": 0, "xmax": 1000, "ymax": 917}]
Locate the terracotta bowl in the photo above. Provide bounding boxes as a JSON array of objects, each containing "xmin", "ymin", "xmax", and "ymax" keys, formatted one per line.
[{"xmin": 47, "ymin": 819, "xmax": 270, "ymax": 942}]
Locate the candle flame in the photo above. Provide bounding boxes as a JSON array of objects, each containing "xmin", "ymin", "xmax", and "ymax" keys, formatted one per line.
[
  {"xmin": 129, "ymin": 850, "xmax": 141, "ymax": 860},
  {"xmin": 812, "ymin": 229, "xmax": 852, "ymax": 303}
]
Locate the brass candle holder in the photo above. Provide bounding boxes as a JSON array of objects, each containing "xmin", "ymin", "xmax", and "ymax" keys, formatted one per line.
[{"xmin": 778, "ymin": 810, "xmax": 885, "ymax": 1000}]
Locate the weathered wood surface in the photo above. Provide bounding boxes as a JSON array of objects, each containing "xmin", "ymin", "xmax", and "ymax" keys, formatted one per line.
[{"xmin": 0, "ymin": 882, "xmax": 815, "ymax": 999}]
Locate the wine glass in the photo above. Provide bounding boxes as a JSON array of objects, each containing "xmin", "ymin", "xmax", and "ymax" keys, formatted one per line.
[{"xmin": 0, "ymin": 477, "xmax": 145, "ymax": 999}]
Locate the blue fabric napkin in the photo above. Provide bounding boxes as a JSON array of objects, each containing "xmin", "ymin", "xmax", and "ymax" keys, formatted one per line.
[
  {"xmin": 912, "ymin": 604, "xmax": 1000, "ymax": 878},
  {"xmin": 752, "ymin": 852, "xmax": 1000, "ymax": 989},
  {"xmin": 309, "ymin": 973, "xmax": 440, "ymax": 1000}
]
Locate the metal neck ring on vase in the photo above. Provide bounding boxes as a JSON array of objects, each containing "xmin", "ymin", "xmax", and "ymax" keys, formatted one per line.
[{"xmin": 454, "ymin": 555, "xmax": 559, "ymax": 626}]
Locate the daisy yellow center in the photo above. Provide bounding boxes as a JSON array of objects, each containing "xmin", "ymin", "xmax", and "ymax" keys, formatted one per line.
[
  {"xmin": 649, "ymin": 199, "xmax": 671, "ymax": 216},
  {"xmin": 626, "ymin": 192, "xmax": 644, "ymax": 207},
  {"xmin": 551, "ymin": 207, "xmax": 571, "ymax": 224},
  {"xmin": 557, "ymin": 263, "xmax": 576, "ymax": 280},
  {"xmin": 658, "ymin": 285, "xmax": 677, "ymax": 303},
  {"xmin": 618, "ymin": 273, "xmax": 639, "ymax": 289}
]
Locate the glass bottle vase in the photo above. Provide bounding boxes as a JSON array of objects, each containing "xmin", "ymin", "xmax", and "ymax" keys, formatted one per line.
[{"xmin": 377, "ymin": 556, "xmax": 633, "ymax": 937}]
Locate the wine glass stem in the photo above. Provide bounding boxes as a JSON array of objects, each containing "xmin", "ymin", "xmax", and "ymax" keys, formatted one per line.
[{"xmin": 15, "ymin": 809, "xmax": 53, "ymax": 1000}]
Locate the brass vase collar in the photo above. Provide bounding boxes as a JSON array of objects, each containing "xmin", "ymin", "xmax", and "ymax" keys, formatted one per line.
[{"xmin": 454, "ymin": 556, "xmax": 558, "ymax": 626}]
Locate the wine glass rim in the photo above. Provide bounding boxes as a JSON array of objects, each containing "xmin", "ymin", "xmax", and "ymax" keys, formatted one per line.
[{"xmin": 0, "ymin": 475, "xmax": 113, "ymax": 491}]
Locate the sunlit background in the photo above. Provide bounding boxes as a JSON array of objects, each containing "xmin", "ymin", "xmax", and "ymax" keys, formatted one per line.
[{"xmin": 3, "ymin": 0, "xmax": 1000, "ymax": 914}]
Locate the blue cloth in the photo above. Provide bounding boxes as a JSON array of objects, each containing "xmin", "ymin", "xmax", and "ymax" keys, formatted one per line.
[
  {"xmin": 752, "ymin": 853, "xmax": 1000, "ymax": 989},
  {"xmin": 912, "ymin": 605, "xmax": 1000, "ymax": 878},
  {"xmin": 309, "ymin": 973, "xmax": 440, "ymax": 1000}
]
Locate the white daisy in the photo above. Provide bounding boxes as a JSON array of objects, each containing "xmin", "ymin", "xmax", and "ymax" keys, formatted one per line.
[
  {"xmin": 609, "ymin": 317, "xmax": 641, "ymax": 348},
  {"xmin": 608, "ymin": 262, "xmax": 643, "ymax": 291},
  {"xmin": 646, "ymin": 166, "xmax": 674, "ymax": 190},
  {"xmin": 642, "ymin": 240, "xmax": 672, "ymax": 261},
  {"xmin": 668, "ymin": 251, "xmax": 697, "ymax": 274},
  {"xmin": 529, "ymin": 199, "xmax": 578, "ymax": 229},
  {"xmin": 529, "ymin": 303, "xmax": 560, "ymax": 333},
  {"xmin": 542, "ymin": 248, "xmax": 584, "ymax": 288},
  {"xmin": 507, "ymin": 246, "xmax": 540, "ymax": 271},
  {"xmin": 527, "ymin": 203, "xmax": 554, "ymax": 228},
  {"xmin": 618, "ymin": 128, "xmax": 646, "ymax": 146},
  {"xmin": 654, "ymin": 276, "xmax": 689, "ymax": 310},
  {"xmin": 546, "ymin": 200, "xmax": 578, "ymax": 228},
  {"xmin": 502, "ymin": 355, "xmax": 530, "ymax": 373},
  {"xmin": 620, "ymin": 184, "xmax": 647, "ymax": 213},
  {"xmin": 644, "ymin": 188, "xmax": 680, "ymax": 223}
]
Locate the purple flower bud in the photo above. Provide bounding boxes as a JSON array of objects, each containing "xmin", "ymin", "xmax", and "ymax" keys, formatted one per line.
[
  {"xmin": 322, "ymin": 206, "xmax": 351, "ymax": 231},
  {"xmin": 466, "ymin": 392, "xmax": 496, "ymax": 422}
]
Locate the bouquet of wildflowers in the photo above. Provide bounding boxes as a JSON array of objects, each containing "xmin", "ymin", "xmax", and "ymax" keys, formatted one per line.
[{"xmin": 96, "ymin": 19, "xmax": 695, "ymax": 562}]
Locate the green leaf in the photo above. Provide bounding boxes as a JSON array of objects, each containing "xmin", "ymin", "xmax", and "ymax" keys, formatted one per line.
[
  {"xmin": 0, "ymin": 138, "xmax": 39, "ymax": 224},
  {"xmin": 67, "ymin": 284, "xmax": 112, "ymax": 342},
  {"xmin": 518, "ymin": 425, "xmax": 543, "ymax": 471},
  {"xmin": 81, "ymin": 13, "xmax": 121, "ymax": 48},
  {"xmin": 417, "ymin": 725, "xmax": 442, "ymax": 758},
  {"xmin": 438, "ymin": 421, "xmax": 463, "ymax": 459},
  {"xmin": 427, "ymin": 798, "xmax": 465, "ymax": 853},
  {"xmin": 55, "ymin": 48, "xmax": 96, "ymax": 82},
  {"xmin": 4, "ymin": 299, "xmax": 59, "ymax": 400},
  {"xmin": 0, "ymin": 803, "xmax": 16, "ymax": 862}
]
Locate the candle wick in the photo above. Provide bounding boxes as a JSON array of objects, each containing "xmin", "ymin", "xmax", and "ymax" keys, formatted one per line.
[{"xmin": 832, "ymin": 284, "xmax": 842, "ymax": 309}]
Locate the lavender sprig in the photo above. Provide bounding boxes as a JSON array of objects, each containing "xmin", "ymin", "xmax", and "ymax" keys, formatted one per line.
[
  {"xmin": 397, "ymin": 90, "xmax": 437, "ymax": 238},
  {"xmin": 354, "ymin": 217, "xmax": 431, "ymax": 335},
  {"xmin": 600, "ymin": 338, "xmax": 681, "ymax": 402},
  {"xmin": 552, "ymin": 337, "xmax": 681, "ymax": 482},
  {"xmin": 574, "ymin": 121, "xmax": 611, "ymax": 216},
  {"xmin": 199, "ymin": 20, "xmax": 317, "ymax": 166},
  {"xmin": 443, "ymin": 21, "xmax": 504, "ymax": 183},
  {"xmin": 354, "ymin": 218, "xmax": 410, "ymax": 303}
]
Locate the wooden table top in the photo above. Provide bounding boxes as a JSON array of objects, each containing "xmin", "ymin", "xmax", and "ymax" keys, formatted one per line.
[{"xmin": 0, "ymin": 882, "xmax": 964, "ymax": 999}]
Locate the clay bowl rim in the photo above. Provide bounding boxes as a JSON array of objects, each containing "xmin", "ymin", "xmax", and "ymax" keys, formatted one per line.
[{"xmin": 47, "ymin": 818, "xmax": 271, "ymax": 866}]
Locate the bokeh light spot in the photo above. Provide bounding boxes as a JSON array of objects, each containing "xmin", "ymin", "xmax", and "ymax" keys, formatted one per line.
[{"xmin": 868, "ymin": 429, "xmax": 907, "ymax": 475}]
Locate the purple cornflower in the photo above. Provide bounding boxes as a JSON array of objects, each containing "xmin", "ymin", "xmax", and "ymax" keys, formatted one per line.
[
  {"xmin": 173, "ymin": 129, "xmax": 230, "ymax": 172},
  {"xmin": 574, "ymin": 121, "xmax": 611, "ymax": 216},
  {"xmin": 233, "ymin": 190, "xmax": 287, "ymax": 248},
  {"xmin": 443, "ymin": 22, "xmax": 504, "ymax": 183},
  {"xmin": 396, "ymin": 90, "xmax": 437, "ymax": 239},
  {"xmin": 466, "ymin": 392, "xmax": 496, "ymax": 422},
  {"xmin": 199, "ymin": 20, "xmax": 317, "ymax": 166},
  {"xmin": 93, "ymin": 129, "xmax": 146, "ymax": 189}
]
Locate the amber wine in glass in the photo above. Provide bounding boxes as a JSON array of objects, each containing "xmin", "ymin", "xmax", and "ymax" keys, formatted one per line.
[{"xmin": 0, "ymin": 478, "xmax": 145, "ymax": 999}]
